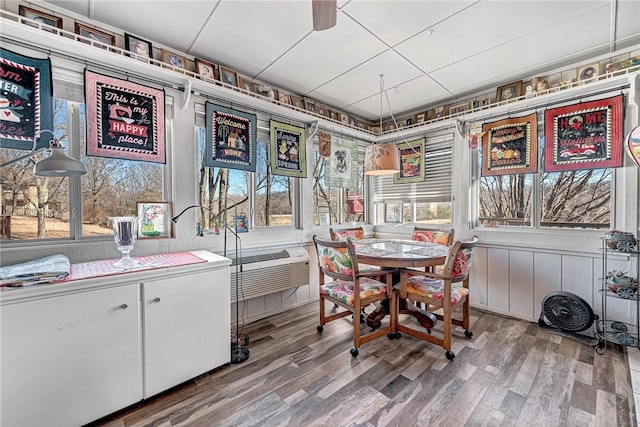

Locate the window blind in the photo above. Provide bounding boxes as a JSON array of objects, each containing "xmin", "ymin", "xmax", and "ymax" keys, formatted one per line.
[{"xmin": 372, "ymin": 133, "xmax": 453, "ymax": 204}]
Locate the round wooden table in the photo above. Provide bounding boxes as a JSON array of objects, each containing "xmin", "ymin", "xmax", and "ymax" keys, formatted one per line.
[{"xmin": 353, "ymin": 239, "xmax": 449, "ymax": 331}]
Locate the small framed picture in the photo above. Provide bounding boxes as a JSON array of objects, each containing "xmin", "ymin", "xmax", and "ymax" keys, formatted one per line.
[
  {"xmin": 161, "ymin": 49, "xmax": 188, "ymax": 70},
  {"xmin": 75, "ymin": 23, "xmax": 115, "ymax": 48},
  {"xmin": 384, "ymin": 203, "xmax": 403, "ymax": 223},
  {"xmin": 340, "ymin": 113, "xmax": 349, "ymax": 124},
  {"xmin": 481, "ymin": 97, "xmax": 491, "ymax": 108},
  {"xmin": 19, "ymin": 6, "xmax": 62, "ymax": 30},
  {"xmin": 432, "ymin": 105, "xmax": 446, "ymax": 119},
  {"xmin": 577, "ymin": 62, "xmax": 599, "ymax": 83},
  {"xmin": 472, "ymin": 100, "xmax": 481, "ymax": 110},
  {"xmin": 137, "ymin": 202, "xmax": 173, "ymax": 238},
  {"xmin": 238, "ymin": 76, "xmax": 256, "ymax": 93},
  {"xmin": 449, "ymin": 101, "xmax": 470, "ymax": 116},
  {"xmin": 276, "ymin": 89, "xmax": 291, "ymax": 105},
  {"xmin": 290, "ymin": 95, "xmax": 304, "ymax": 109},
  {"xmin": 496, "ymin": 80, "xmax": 522, "ymax": 102},
  {"xmin": 317, "ymin": 206, "xmax": 331, "ymax": 226},
  {"xmin": 330, "ymin": 110, "xmax": 339, "ymax": 121},
  {"xmin": 317, "ymin": 104, "xmax": 330, "ymax": 117},
  {"xmin": 415, "ymin": 112, "xmax": 426, "ymax": 124},
  {"xmin": 304, "ymin": 98, "xmax": 317, "ymax": 113},
  {"xmin": 124, "ymin": 33, "xmax": 152, "ymax": 59},
  {"xmin": 195, "ymin": 58, "xmax": 218, "ymax": 80},
  {"xmin": 384, "ymin": 122, "xmax": 395, "ymax": 131},
  {"xmin": 219, "ymin": 66, "xmax": 238, "ymax": 87}
]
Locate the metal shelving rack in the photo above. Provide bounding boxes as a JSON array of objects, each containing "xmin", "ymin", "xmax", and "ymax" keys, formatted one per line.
[{"xmin": 597, "ymin": 237, "xmax": 640, "ymax": 354}]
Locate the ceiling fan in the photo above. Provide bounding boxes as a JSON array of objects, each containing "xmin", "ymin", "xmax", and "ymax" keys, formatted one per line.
[{"xmin": 312, "ymin": 0, "xmax": 337, "ymax": 31}]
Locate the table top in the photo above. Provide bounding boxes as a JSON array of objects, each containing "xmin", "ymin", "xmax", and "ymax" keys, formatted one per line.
[{"xmin": 353, "ymin": 238, "xmax": 448, "ymax": 268}]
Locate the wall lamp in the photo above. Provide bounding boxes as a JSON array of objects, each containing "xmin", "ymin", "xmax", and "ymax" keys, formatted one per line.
[{"xmin": 0, "ymin": 130, "xmax": 88, "ymax": 177}]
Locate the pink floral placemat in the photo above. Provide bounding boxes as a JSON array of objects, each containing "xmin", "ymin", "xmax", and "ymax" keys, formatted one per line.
[{"xmin": 61, "ymin": 252, "xmax": 207, "ymax": 282}]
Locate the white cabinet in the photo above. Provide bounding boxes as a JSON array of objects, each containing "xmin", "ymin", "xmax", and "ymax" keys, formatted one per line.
[
  {"xmin": 1, "ymin": 283, "xmax": 142, "ymax": 427},
  {"xmin": 0, "ymin": 251, "xmax": 230, "ymax": 426},
  {"xmin": 142, "ymin": 269, "xmax": 230, "ymax": 397}
]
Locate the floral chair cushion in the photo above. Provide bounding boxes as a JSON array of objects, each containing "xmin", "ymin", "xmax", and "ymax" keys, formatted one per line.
[
  {"xmin": 321, "ymin": 277, "xmax": 388, "ymax": 306},
  {"xmin": 396, "ymin": 276, "xmax": 469, "ymax": 305},
  {"xmin": 452, "ymin": 247, "xmax": 473, "ymax": 278},
  {"xmin": 333, "ymin": 229, "xmax": 365, "ymax": 241},
  {"xmin": 412, "ymin": 230, "xmax": 452, "ymax": 246},
  {"xmin": 317, "ymin": 245, "xmax": 353, "ymax": 276}
]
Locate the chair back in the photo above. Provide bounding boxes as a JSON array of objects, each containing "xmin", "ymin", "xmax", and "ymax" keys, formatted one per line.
[
  {"xmin": 441, "ymin": 236, "xmax": 479, "ymax": 280},
  {"xmin": 412, "ymin": 227, "xmax": 454, "ymax": 246},
  {"xmin": 313, "ymin": 235, "xmax": 360, "ymax": 281},
  {"xmin": 330, "ymin": 226, "xmax": 365, "ymax": 241}
]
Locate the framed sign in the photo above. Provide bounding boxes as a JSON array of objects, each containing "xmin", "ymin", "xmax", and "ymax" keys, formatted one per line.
[
  {"xmin": 482, "ymin": 113, "xmax": 538, "ymax": 176},
  {"xmin": 324, "ymin": 137, "xmax": 358, "ymax": 188},
  {"xmin": 269, "ymin": 120, "xmax": 306, "ymax": 178},
  {"xmin": 0, "ymin": 49, "xmax": 53, "ymax": 150},
  {"xmin": 85, "ymin": 70, "xmax": 166, "ymax": 163},
  {"xmin": 205, "ymin": 103, "xmax": 256, "ymax": 172},
  {"xmin": 137, "ymin": 202, "xmax": 172, "ymax": 238},
  {"xmin": 395, "ymin": 138, "xmax": 425, "ymax": 184},
  {"xmin": 544, "ymin": 95, "xmax": 623, "ymax": 172}
]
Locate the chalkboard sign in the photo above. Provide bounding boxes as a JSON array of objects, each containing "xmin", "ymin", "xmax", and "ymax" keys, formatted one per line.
[
  {"xmin": 544, "ymin": 95, "xmax": 623, "ymax": 172},
  {"xmin": 205, "ymin": 103, "xmax": 256, "ymax": 172},
  {"xmin": 482, "ymin": 113, "xmax": 538, "ymax": 176},
  {"xmin": 85, "ymin": 71, "xmax": 165, "ymax": 163},
  {"xmin": 0, "ymin": 48, "xmax": 53, "ymax": 150}
]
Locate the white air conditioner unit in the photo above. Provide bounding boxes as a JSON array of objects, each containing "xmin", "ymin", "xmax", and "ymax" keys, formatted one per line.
[{"xmin": 222, "ymin": 245, "xmax": 310, "ymax": 302}]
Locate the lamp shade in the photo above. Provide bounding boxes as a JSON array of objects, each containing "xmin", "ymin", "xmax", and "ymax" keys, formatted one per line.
[
  {"xmin": 34, "ymin": 146, "xmax": 88, "ymax": 177},
  {"xmin": 364, "ymin": 142, "xmax": 400, "ymax": 175},
  {"xmin": 624, "ymin": 125, "xmax": 640, "ymax": 168}
]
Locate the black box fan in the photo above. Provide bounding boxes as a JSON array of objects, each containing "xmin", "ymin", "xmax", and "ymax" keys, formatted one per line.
[{"xmin": 539, "ymin": 292, "xmax": 598, "ymax": 341}]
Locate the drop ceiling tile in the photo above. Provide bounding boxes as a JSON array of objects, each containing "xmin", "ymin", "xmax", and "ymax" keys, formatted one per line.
[
  {"xmin": 341, "ymin": 0, "xmax": 474, "ymax": 47},
  {"xmin": 257, "ymin": 14, "xmax": 388, "ymax": 97},
  {"xmin": 191, "ymin": 1, "xmax": 315, "ymax": 77},
  {"xmin": 90, "ymin": 1, "xmax": 217, "ymax": 52},
  {"xmin": 395, "ymin": 1, "xmax": 610, "ymax": 73},
  {"xmin": 430, "ymin": 7, "xmax": 614, "ymax": 98},
  {"xmin": 307, "ymin": 49, "xmax": 424, "ymax": 112},
  {"xmin": 346, "ymin": 75, "xmax": 451, "ymax": 119}
]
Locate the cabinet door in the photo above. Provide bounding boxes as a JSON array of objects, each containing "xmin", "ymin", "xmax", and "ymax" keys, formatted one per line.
[
  {"xmin": 1, "ymin": 284, "xmax": 142, "ymax": 427},
  {"xmin": 142, "ymin": 267, "xmax": 230, "ymax": 398}
]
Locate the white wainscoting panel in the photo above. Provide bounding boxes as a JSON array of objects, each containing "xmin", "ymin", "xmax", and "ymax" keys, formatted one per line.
[
  {"xmin": 509, "ymin": 250, "xmax": 535, "ymax": 319},
  {"xmin": 487, "ymin": 248, "xmax": 510, "ymax": 313},
  {"xmin": 471, "ymin": 246, "xmax": 489, "ymax": 306},
  {"xmin": 533, "ymin": 252, "xmax": 562, "ymax": 321}
]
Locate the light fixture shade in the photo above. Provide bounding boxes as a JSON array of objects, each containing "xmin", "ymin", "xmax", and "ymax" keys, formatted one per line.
[
  {"xmin": 364, "ymin": 143, "xmax": 400, "ymax": 175},
  {"xmin": 624, "ymin": 125, "xmax": 640, "ymax": 168},
  {"xmin": 34, "ymin": 146, "xmax": 88, "ymax": 177},
  {"xmin": 312, "ymin": 0, "xmax": 337, "ymax": 31}
]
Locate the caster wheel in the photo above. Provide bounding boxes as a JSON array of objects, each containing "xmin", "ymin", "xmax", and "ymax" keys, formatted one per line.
[
  {"xmin": 445, "ymin": 351, "xmax": 455, "ymax": 361},
  {"xmin": 350, "ymin": 348, "xmax": 359, "ymax": 357},
  {"xmin": 427, "ymin": 329, "xmax": 432, "ymax": 334},
  {"xmin": 395, "ymin": 332, "xmax": 401, "ymax": 339},
  {"xmin": 317, "ymin": 325, "xmax": 323, "ymax": 333},
  {"xmin": 464, "ymin": 330, "xmax": 473, "ymax": 338},
  {"xmin": 387, "ymin": 333, "xmax": 395, "ymax": 340}
]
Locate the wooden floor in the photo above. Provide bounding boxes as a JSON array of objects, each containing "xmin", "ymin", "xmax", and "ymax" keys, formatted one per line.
[{"xmin": 92, "ymin": 302, "xmax": 636, "ymax": 427}]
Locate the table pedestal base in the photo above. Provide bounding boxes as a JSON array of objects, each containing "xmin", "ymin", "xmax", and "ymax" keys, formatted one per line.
[{"xmin": 366, "ymin": 299, "xmax": 437, "ymax": 331}]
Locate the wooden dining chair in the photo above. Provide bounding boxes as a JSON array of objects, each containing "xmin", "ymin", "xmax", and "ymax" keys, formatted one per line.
[
  {"xmin": 329, "ymin": 226, "xmax": 366, "ymax": 241},
  {"xmin": 313, "ymin": 235, "xmax": 395, "ymax": 357},
  {"xmin": 394, "ymin": 236, "xmax": 479, "ymax": 361}
]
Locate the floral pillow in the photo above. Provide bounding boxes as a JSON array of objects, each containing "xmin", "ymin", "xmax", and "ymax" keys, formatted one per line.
[
  {"xmin": 333, "ymin": 229, "xmax": 365, "ymax": 241},
  {"xmin": 413, "ymin": 230, "xmax": 451, "ymax": 246}
]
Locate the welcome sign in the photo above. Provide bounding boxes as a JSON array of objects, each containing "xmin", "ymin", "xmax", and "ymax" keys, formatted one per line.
[
  {"xmin": 0, "ymin": 49, "xmax": 53, "ymax": 150},
  {"xmin": 205, "ymin": 102, "xmax": 256, "ymax": 172},
  {"xmin": 85, "ymin": 70, "xmax": 165, "ymax": 163}
]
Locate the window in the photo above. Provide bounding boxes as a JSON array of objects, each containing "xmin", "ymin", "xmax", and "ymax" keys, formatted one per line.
[
  {"xmin": 255, "ymin": 136, "xmax": 293, "ymax": 227},
  {"xmin": 372, "ymin": 133, "xmax": 453, "ymax": 224},
  {"xmin": 1, "ymin": 89, "xmax": 166, "ymax": 242},
  {"xmin": 476, "ymin": 114, "xmax": 612, "ymax": 229}
]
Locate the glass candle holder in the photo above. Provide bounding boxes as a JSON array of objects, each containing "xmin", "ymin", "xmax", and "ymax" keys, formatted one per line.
[{"xmin": 110, "ymin": 216, "xmax": 140, "ymax": 269}]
